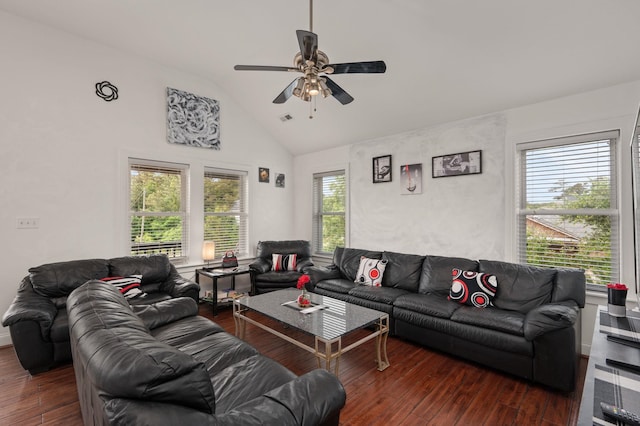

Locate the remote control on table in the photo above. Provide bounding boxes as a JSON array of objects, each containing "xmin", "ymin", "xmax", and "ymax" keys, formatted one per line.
[{"xmin": 600, "ymin": 402, "xmax": 640, "ymax": 425}]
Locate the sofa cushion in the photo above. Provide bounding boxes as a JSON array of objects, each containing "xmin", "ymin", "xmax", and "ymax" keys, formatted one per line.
[
  {"xmin": 348, "ymin": 285, "xmax": 408, "ymax": 305},
  {"xmin": 314, "ymin": 278, "xmax": 357, "ymax": 295},
  {"xmin": 354, "ymin": 257, "xmax": 388, "ymax": 287},
  {"xmin": 337, "ymin": 248, "xmax": 383, "ymax": 281},
  {"xmin": 180, "ymin": 332, "xmax": 260, "ymax": 376},
  {"xmin": 381, "ymin": 251, "xmax": 425, "ymax": 292},
  {"xmin": 479, "ymin": 260, "xmax": 556, "ymax": 314},
  {"xmin": 109, "ymin": 255, "xmax": 171, "ymax": 286},
  {"xmin": 272, "ymin": 254, "xmax": 297, "ymax": 271},
  {"xmin": 30, "ymin": 259, "xmax": 109, "ymax": 298},
  {"xmin": 151, "ymin": 315, "xmax": 225, "ymax": 347},
  {"xmin": 449, "ymin": 270, "xmax": 497, "ymax": 308},
  {"xmin": 450, "ymin": 305, "xmax": 525, "ymax": 336},
  {"xmin": 101, "ymin": 275, "xmax": 144, "ymax": 299},
  {"xmin": 212, "ymin": 355, "xmax": 296, "ymax": 414},
  {"xmin": 419, "ymin": 255, "xmax": 478, "ymax": 295},
  {"xmin": 393, "ymin": 293, "xmax": 461, "ymax": 319},
  {"xmin": 552, "ymin": 268, "xmax": 586, "ymax": 307}
]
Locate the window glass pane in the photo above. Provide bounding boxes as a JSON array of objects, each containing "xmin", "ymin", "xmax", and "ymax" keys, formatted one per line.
[
  {"xmin": 204, "ymin": 169, "xmax": 248, "ymax": 256},
  {"xmin": 517, "ymin": 133, "xmax": 618, "ymax": 288},
  {"xmin": 313, "ymin": 171, "xmax": 345, "ymax": 254},
  {"xmin": 524, "ymin": 214, "xmax": 613, "ymax": 286},
  {"xmin": 129, "ymin": 162, "xmax": 186, "ymax": 260},
  {"xmin": 525, "ymin": 140, "xmax": 611, "ymax": 208}
]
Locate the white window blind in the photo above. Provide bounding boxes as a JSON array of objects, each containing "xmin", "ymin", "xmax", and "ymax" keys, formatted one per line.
[
  {"xmin": 204, "ymin": 168, "xmax": 248, "ymax": 257},
  {"xmin": 313, "ymin": 170, "xmax": 346, "ymax": 254},
  {"xmin": 516, "ymin": 130, "xmax": 619, "ymax": 288},
  {"xmin": 129, "ymin": 159, "xmax": 189, "ymax": 262}
]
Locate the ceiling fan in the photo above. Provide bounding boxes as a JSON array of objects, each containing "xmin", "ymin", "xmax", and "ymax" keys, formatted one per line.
[{"xmin": 234, "ymin": 0, "xmax": 386, "ymax": 106}]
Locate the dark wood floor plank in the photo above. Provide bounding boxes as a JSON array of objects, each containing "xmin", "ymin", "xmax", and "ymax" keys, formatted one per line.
[{"xmin": 0, "ymin": 304, "xmax": 587, "ymax": 425}]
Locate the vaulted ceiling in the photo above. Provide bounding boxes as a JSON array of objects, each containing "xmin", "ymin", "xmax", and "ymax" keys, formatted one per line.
[{"xmin": 2, "ymin": 0, "xmax": 640, "ymax": 155}]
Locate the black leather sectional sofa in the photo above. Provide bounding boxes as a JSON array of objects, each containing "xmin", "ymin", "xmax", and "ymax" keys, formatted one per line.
[
  {"xmin": 67, "ymin": 280, "xmax": 346, "ymax": 425},
  {"xmin": 307, "ymin": 247, "xmax": 586, "ymax": 392},
  {"xmin": 2, "ymin": 254, "xmax": 200, "ymax": 374}
]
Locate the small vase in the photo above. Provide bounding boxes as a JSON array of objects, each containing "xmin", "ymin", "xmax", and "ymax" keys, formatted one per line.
[{"xmin": 297, "ymin": 290, "xmax": 311, "ymax": 307}]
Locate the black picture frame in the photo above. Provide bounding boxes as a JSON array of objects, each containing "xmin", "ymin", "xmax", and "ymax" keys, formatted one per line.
[
  {"xmin": 373, "ymin": 155, "xmax": 392, "ymax": 183},
  {"xmin": 432, "ymin": 150, "xmax": 482, "ymax": 178}
]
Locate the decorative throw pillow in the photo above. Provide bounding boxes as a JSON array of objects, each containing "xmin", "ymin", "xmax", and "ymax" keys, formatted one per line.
[
  {"xmin": 101, "ymin": 275, "xmax": 144, "ymax": 299},
  {"xmin": 449, "ymin": 269, "xmax": 498, "ymax": 308},
  {"xmin": 272, "ymin": 253, "xmax": 297, "ymax": 271},
  {"xmin": 354, "ymin": 256, "xmax": 388, "ymax": 287}
]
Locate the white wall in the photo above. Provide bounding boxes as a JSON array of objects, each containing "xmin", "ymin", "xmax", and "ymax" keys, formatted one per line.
[
  {"xmin": 0, "ymin": 11, "xmax": 296, "ymax": 346},
  {"xmin": 294, "ymin": 80, "xmax": 640, "ymax": 354}
]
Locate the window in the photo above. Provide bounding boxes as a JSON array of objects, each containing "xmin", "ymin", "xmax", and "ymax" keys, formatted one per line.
[
  {"xmin": 313, "ymin": 170, "xmax": 346, "ymax": 254},
  {"xmin": 204, "ymin": 168, "xmax": 248, "ymax": 257},
  {"xmin": 129, "ymin": 159, "xmax": 188, "ymax": 262},
  {"xmin": 516, "ymin": 131, "xmax": 619, "ymax": 288}
]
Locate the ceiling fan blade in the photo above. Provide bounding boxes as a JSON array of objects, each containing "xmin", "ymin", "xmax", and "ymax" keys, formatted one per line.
[
  {"xmin": 327, "ymin": 61, "xmax": 387, "ymax": 74},
  {"xmin": 273, "ymin": 78, "xmax": 300, "ymax": 104},
  {"xmin": 324, "ymin": 77, "xmax": 354, "ymax": 105},
  {"xmin": 296, "ymin": 30, "xmax": 318, "ymax": 63},
  {"xmin": 234, "ymin": 65, "xmax": 299, "ymax": 72}
]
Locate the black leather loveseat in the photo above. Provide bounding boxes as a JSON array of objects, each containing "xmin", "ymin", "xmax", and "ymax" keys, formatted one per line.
[
  {"xmin": 249, "ymin": 240, "xmax": 314, "ymax": 294},
  {"xmin": 67, "ymin": 281, "xmax": 346, "ymax": 425},
  {"xmin": 2, "ymin": 254, "xmax": 199, "ymax": 374},
  {"xmin": 307, "ymin": 247, "xmax": 585, "ymax": 392}
]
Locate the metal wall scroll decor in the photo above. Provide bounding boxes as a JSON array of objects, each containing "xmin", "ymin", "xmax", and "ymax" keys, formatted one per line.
[
  {"xmin": 167, "ymin": 87, "xmax": 221, "ymax": 150},
  {"xmin": 95, "ymin": 81, "xmax": 118, "ymax": 101}
]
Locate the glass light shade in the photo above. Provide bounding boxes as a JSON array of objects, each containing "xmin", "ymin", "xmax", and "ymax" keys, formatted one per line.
[{"xmin": 202, "ymin": 241, "xmax": 216, "ymax": 261}]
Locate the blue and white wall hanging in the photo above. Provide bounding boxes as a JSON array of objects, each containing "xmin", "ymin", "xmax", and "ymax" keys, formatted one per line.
[{"xmin": 167, "ymin": 87, "xmax": 220, "ymax": 150}]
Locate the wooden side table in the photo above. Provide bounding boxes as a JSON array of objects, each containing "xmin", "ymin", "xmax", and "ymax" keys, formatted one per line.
[{"xmin": 196, "ymin": 267, "xmax": 251, "ymax": 316}]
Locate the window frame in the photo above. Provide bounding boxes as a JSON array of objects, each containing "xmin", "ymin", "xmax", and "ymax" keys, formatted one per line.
[
  {"xmin": 128, "ymin": 158, "xmax": 189, "ymax": 263},
  {"xmin": 312, "ymin": 170, "xmax": 346, "ymax": 256},
  {"xmin": 515, "ymin": 130, "xmax": 620, "ymax": 291},
  {"xmin": 203, "ymin": 167, "xmax": 249, "ymax": 258}
]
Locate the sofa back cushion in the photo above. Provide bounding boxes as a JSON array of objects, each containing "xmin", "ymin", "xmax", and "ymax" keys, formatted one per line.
[
  {"xmin": 337, "ymin": 248, "xmax": 383, "ymax": 281},
  {"xmin": 29, "ymin": 259, "xmax": 109, "ymax": 298},
  {"xmin": 255, "ymin": 240, "xmax": 312, "ymax": 260},
  {"xmin": 553, "ymin": 268, "xmax": 586, "ymax": 307},
  {"xmin": 109, "ymin": 255, "xmax": 171, "ymax": 286},
  {"xmin": 478, "ymin": 259, "xmax": 556, "ymax": 314},
  {"xmin": 381, "ymin": 251, "xmax": 425, "ymax": 292},
  {"xmin": 419, "ymin": 255, "xmax": 478, "ymax": 295},
  {"xmin": 67, "ymin": 281, "xmax": 216, "ymax": 414}
]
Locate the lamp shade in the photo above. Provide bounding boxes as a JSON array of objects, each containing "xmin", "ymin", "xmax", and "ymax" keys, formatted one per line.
[{"xmin": 202, "ymin": 241, "xmax": 216, "ymax": 262}]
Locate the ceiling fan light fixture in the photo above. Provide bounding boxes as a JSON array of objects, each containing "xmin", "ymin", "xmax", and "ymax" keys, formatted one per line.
[
  {"xmin": 307, "ymin": 80, "xmax": 320, "ymax": 96},
  {"xmin": 319, "ymin": 78, "xmax": 331, "ymax": 98}
]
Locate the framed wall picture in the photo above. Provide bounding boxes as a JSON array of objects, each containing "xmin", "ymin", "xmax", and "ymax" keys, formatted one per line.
[
  {"xmin": 373, "ymin": 155, "xmax": 392, "ymax": 183},
  {"xmin": 400, "ymin": 163, "xmax": 422, "ymax": 195},
  {"xmin": 432, "ymin": 150, "xmax": 482, "ymax": 178},
  {"xmin": 258, "ymin": 167, "xmax": 270, "ymax": 183},
  {"xmin": 275, "ymin": 173, "xmax": 285, "ymax": 188}
]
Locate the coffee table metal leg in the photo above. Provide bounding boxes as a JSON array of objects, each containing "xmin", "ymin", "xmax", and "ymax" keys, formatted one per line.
[
  {"xmin": 375, "ymin": 316, "xmax": 390, "ymax": 371},
  {"xmin": 315, "ymin": 337, "xmax": 341, "ymax": 376},
  {"xmin": 233, "ymin": 302, "xmax": 246, "ymax": 339}
]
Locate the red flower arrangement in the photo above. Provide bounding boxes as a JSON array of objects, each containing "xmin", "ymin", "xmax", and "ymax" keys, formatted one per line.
[
  {"xmin": 607, "ymin": 283, "xmax": 628, "ymax": 290},
  {"xmin": 297, "ymin": 274, "xmax": 311, "ymax": 290}
]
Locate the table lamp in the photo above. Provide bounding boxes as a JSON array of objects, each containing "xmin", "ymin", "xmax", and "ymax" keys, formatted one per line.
[{"xmin": 202, "ymin": 241, "xmax": 216, "ymax": 270}]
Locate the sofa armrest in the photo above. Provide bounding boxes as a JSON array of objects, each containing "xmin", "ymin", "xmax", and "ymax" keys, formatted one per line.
[
  {"xmin": 220, "ymin": 369, "xmax": 345, "ymax": 425},
  {"xmin": 249, "ymin": 258, "xmax": 271, "ymax": 274},
  {"xmin": 163, "ymin": 267, "xmax": 200, "ymax": 302},
  {"xmin": 2, "ymin": 277, "xmax": 57, "ymax": 338},
  {"xmin": 130, "ymin": 297, "xmax": 198, "ymax": 330},
  {"xmin": 305, "ymin": 265, "xmax": 341, "ymax": 291},
  {"xmin": 296, "ymin": 258, "xmax": 314, "ymax": 273},
  {"xmin": 523, "ymin": 301, "xmax": 579, "ymax": 341}
]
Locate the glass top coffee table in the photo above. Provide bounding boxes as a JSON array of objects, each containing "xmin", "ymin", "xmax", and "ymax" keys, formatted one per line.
[{"xmin": 233, "ymin": 288, "xmax": 390, "ymax": 376}]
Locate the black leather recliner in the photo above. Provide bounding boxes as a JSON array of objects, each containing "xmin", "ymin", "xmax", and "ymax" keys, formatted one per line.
[
  {"xmin": 249, "ymin": 240, "xmax": 314, "ymax": 294},
  {"xmin": 2, "ymin": 254, "xmax": 199, "ymax": 374}
]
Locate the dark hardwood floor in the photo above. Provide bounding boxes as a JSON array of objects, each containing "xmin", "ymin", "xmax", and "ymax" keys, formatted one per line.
[{"xmin": 0, "ymin": 303, "xmax": 587, "ymax": 425}]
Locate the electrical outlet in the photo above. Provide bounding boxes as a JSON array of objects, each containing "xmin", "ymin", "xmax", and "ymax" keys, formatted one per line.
[{"xmin": 17, "ymin": 217, "xmax": 39, "ymax": 229}]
